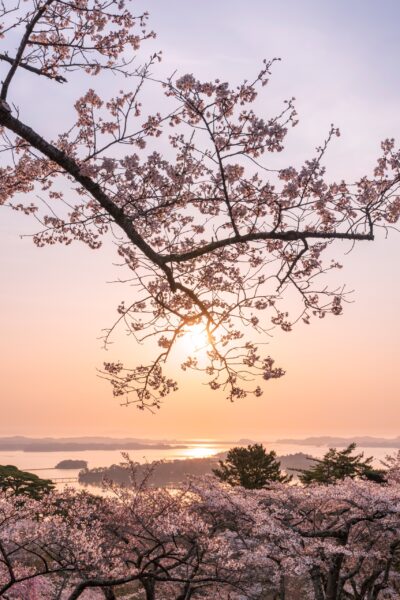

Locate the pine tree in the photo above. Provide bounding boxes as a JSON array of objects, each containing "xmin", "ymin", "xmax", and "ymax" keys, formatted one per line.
[
  {"xmin": 213, "ymin": 444, "xmax": 291, "ymax": 489},
  {"xmin": 298, "ymin": 443, "xmax": 386, "ymax": 485},
  {"xmin": 0, "ymin": 465, "xmax": 54, "ymax": 499}
]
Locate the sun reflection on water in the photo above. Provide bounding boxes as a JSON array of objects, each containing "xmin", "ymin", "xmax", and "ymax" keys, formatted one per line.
[{"xmin": 183, "ymin": 445, "xmax": 219, "ymax": 459}]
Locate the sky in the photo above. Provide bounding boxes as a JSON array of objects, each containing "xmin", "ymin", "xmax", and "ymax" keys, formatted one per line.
[{"xmin": 0, "ymin": 0, "xmax": 399, "ymax": 440}]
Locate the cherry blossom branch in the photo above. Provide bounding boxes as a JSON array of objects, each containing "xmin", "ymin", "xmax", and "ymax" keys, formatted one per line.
[
  {"xmin": 0, "ymin": 52, "xmax": 67, "ymax": 82},
  {"xmin": 1, "ymin": 0, "xmax": 55, "ymax": 101}
]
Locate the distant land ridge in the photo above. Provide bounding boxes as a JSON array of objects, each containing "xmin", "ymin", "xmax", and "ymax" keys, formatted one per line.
[
  {"xmin": 277, "ymin": 436, "xmax": 400, "ymax": 448},
  {"xmin": 0, "ymin": 437, "xmax": 188, "ymax": 452}
]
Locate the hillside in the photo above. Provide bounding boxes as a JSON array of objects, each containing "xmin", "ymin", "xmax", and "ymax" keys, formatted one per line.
[{"xmin": 79, "ymin": 453, "xmax": 314, "ymax": 488}]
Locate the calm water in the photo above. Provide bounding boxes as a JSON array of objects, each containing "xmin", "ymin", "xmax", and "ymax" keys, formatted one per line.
[
  {"xmin": 0, "ymin": 442, "xmax": 230, "ymax": 491},
  {"xmin": 1, "ymin": 441, "xmax": 397, "ymax": 491}
]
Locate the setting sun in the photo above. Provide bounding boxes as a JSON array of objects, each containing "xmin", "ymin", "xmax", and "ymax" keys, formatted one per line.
[{"xmin": 180, "ymin": 323, "xmax": 211, "ymax": 355}]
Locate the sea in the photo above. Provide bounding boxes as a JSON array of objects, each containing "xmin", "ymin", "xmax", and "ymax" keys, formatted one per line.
[{"xmin": 1, "ymin": 440, "xmax": 398, "ymax": 492}]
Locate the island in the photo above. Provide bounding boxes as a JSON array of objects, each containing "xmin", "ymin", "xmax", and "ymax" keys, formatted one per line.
[
  {"xmin": 55, "ymin": 459, "xmax": 88, "ymax": 469},
  {"xmin": 79, "ymin": 453, "xmax": 314, "ymax": 488}
]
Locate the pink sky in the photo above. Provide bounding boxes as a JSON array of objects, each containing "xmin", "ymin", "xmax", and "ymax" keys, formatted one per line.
[{"xmin": 0, "ymin": 1, "xmax": 399, "ymax": 439}]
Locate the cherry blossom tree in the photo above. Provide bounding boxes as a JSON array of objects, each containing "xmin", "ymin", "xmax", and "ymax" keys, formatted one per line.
[
  {"xmin": 1, "ymin": 0, "xmax": 399, "ymax": 408},
  {"xmin": 0, "ymin": 477, "xmax": 288, "ymax": 600},
  {"xmin": 382, "ymin": 451, "xmax": 400, "ymax": 485},
  {"xmin": 3, "ymin": 470, "xmax": 400, "ymax": 599},
  {"xmin": 264, "ymin": 480, "xmax": 400, "ymax": 600},
  {"xmin": 0, "ymin": 492, "xmax": 74, "ymax": 598}
]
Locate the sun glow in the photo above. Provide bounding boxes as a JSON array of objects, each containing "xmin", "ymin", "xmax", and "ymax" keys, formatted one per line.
[
  {"xmin": 180, "ymin": 323, "xmax": 210, "ymax": 354},
  {"xmin": 183, "ymin": 445, "xmax": 219, "ymax": 459}
]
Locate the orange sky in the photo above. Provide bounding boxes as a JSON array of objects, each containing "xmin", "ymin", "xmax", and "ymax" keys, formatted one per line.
[{"xmin": 1, "ymin": 1, "xmax": 399, "ymax": 440}]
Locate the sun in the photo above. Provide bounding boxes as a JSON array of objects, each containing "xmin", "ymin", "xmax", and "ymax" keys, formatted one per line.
[{"xmin": 181, "ymin": 322, "xmax": 210, "ymax": 354}]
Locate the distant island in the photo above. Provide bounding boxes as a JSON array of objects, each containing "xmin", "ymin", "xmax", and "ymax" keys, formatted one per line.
[
  {"xmin": 276, "ymin": 436, "xmax": 400, "ymax": 448},
  {"xmin": 79, "ymin": 453, "xmax": 314, "ymax": 488},
  {"xmin": 0, "ymin": 437, "xmax": 188, "ymax": 452},
  {"xmin": 55, "ymin": 460, "xmax": 88, "ymax": 469}
]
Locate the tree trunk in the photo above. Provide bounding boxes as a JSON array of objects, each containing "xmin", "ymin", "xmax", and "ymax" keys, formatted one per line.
[
  {"xmin": 278, "ymin": 574, "xmax": 286, "ymax": 600},
  {"xmin": 103, "ymin": 587, "xmax": 116, "ymax": 600},
  {"xmin": 326, "ymin": 554, "xmax": 344, "ymax": 600},
  {"xmin": 176, "ymin": 583, "xmax": 193, "ymax": 600},
  {"xmin": 142, "ymin": 578, "xmax": 156, "ymax": 600},
  {"xmin": 310, "ymin": 565, "xmax": 325, "ymax": 600}
]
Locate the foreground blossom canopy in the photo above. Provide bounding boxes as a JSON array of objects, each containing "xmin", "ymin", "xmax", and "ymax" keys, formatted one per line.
[
  {"xmin": 3, "ymin": 458, "xmax": 400, "ymax": 599},
  {"xmin": 0, "ymin": 0, "xmax": 399, "ymax": 407}
]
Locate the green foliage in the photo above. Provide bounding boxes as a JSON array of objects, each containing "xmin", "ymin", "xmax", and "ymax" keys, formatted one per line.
[
  {"xmin": 213, "ymin": 444, "xmax": 291, "ymax": 489},
  {"xmin": 0, "ymin": 464, "xmax": 55, "ymax": 499},
  {"xmin": 298, "ymin": 443, "xmax": 386, "ymax": 485}
]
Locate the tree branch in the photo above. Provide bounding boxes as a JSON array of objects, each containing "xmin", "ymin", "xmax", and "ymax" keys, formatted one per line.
[
  {"xmin": 1, "ymin": 0, "xmax": 55, "ymax": 100},
  {"xmin": 0, "ymin": 52, "xmax": 67, "ymax": 83}
]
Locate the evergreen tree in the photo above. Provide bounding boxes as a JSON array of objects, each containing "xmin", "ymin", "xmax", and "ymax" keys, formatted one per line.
[
  {"xmin": 298, "ymin": 443, "xmax": 386, "ymax": 485},
  {"xmin": 213, "ymin": 444, "xmax": 291, "ymax": 489},
  {"xmin": 0, "ymin": 465, "xmax": 54, "ymax": 499}
]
